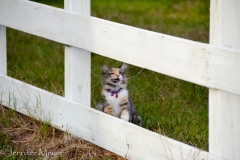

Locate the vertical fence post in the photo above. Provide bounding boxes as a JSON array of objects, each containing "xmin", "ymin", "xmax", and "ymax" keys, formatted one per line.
[
  {"xmin": 64, "ymin": 0, "xmax": 91, "ymax": 106},
  {"xmin": 0, "ymin": 25, "xmax": 6, "ymax": 75},
  {"xmin": 209, "ymin": 0, "xmax": 240, "ymax": 159}
]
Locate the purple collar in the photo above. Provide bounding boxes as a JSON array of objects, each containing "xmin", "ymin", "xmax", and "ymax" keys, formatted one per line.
[{"xmin": 106, "ymin": 88, "xmax": 122, "ymax": 97}]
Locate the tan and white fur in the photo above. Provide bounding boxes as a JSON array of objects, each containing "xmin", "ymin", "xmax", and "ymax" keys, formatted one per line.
[{"xmin": 97, "ymin": 64, "xmax": 142, "ymax": 126}]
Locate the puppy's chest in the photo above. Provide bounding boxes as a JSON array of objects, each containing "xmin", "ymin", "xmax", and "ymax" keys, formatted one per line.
[{"xmin": 103, "ymin": 89, "xmax": 129, "ymax": 116}]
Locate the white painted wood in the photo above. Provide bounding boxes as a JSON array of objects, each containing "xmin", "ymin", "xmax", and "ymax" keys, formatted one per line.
[
  {"xmin": 210, "ymin": 0, "xmax": 240, "ymax": 50},
  {"xmin": 64, "ymin": 0, "xmax": 90, "ymax": 15},
  {"xmin": 209, "ymin": 90, "xmax": 240, "ymax": 160},
  {"xmin": 64, "ymin": 0, "xmax": 91, "ymax": 106},
  {"xmin": 0, "ymin": 0, "xmax": 240, "ymax": 96},
  {"xmin": 64, "ymin": 46, "xmax": 91, "ymax": 106},
  {"xmin": 0, "ymin": 25, "xmax": 6, "ymax": 75},
  {"xmin": 0, "ymin": 74, "xmax": 225, "ymax": 160},
  {"xmin": 209, "ymin": 0, "xmax": 240, "ymax": 159}
]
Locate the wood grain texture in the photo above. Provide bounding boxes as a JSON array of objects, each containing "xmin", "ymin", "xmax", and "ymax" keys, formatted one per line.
[
  {"xmin": 209, "ymin": 0, "xmax": 240, "ymax": 159},
  {"xmin": 209, "ymin": 90, "xmax": 240, "ymax": 160},
  {"xmin": 0, "ymin": 25, "xmax": 6, "ymax": 75},
  {"xmin": 0, "ymin": 0, "xmax": 240, "ymax": 96},
  {"xmin": 64, "ymin": 0, "xmax": 91, "ymax": 106},
  {"xmin": 64, "ymin": 46, "xmax": 91, "ymax": 105},
  {"xmin": 0, "ymin": 74, "xmax": 225, "ymax": 160}
]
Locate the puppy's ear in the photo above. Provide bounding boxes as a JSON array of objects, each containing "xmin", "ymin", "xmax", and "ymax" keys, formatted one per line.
[
  {"xmin": 119, "ymin": 63, "xmax": 128, "ymax": 72},
  {"xmin": 102, "ymin": 64, "xmax": 109, "ymax": 74}
]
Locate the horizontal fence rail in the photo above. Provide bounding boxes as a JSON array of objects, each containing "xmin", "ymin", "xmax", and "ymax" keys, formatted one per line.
[
  {"xmin": 0, "ymin": 0, "xmax": 240, "ymax": 96},
  {"xmin": 0, "ymin": 74, "xmax": 224, "ymax": 160}
]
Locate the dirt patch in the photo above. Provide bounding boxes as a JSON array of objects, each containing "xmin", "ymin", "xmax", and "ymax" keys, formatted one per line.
[{"xmin": 0, "ymin": 106, "xmax": 124, "ymax": 160}]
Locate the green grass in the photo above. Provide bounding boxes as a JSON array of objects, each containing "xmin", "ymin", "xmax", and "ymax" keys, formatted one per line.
[
  {"xmin": 7, "ymin": 29, "xmax": 64, "ymax": 95},
  {"xmin": 0, "ymin": 134, "xmax": 28, "ymax": 160},
  {"xmin": 5, "ymin": 0, "xmax": 210, "ymax": 151}
]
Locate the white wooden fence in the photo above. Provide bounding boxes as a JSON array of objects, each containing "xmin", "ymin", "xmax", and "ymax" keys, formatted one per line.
[{"xmin": 0, "ymin": 0, "xmax": 239, "ymax": 159}]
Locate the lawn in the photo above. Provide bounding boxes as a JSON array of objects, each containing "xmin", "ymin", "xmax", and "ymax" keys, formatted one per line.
[{"xmin": 5, "ymin": 0, "xmax": 210, "ymax": 154}]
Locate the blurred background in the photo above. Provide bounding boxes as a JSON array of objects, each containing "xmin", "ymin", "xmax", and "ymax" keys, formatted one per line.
[{"xmin": 7, "ymin": 0, "xmax": 210, "ymax": 150}]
